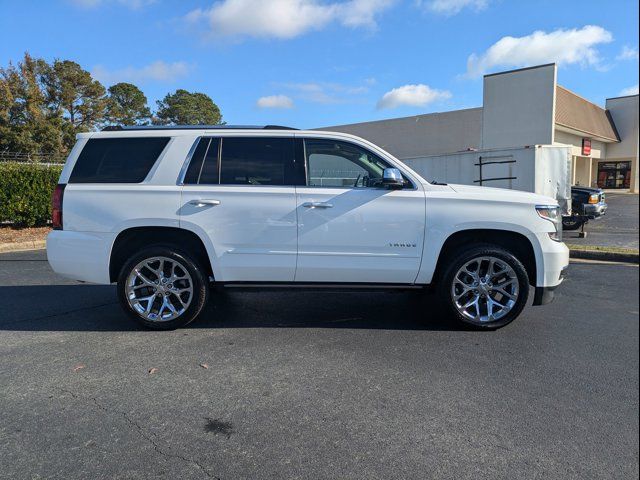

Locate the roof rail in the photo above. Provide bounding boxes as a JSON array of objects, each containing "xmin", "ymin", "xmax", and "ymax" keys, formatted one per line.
[{"xmin": 100, "ymin": 124, "xmax": 298, "ymax": 131}]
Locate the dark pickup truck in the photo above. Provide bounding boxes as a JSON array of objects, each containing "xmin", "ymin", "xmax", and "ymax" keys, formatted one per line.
[{"xmin": 562, "ymin": 186, "xmax": 608, "ymax": 231}]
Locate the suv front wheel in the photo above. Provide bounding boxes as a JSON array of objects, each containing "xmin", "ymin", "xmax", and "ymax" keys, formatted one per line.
[
  {"xmin": 117, "ymin": 246, "xmax": 209, "ymax": 330},
  {"xmin": 439, "ymin": 244, "xmax": 530, "ymax": 329}
]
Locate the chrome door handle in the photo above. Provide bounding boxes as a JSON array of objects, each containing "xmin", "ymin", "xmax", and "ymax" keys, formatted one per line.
[
  {"xmin": 302, "ymin": 202, "xmax": 334, "ymax": 209},
  {"xmin": 189, "ymin": 199, "xmax": 221, "ymax": 207}
]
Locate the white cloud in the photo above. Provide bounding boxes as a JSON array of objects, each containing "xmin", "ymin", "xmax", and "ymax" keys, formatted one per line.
[
  {"xmin": 184, "ymin": 0, "xmax": 395, "ymax": 40},
  {"xmin": 256, "ymin": 95, "xmax": 294, "ymax": 109},
  {"xmin": 281, "ymin": 81, "xmax": 371, "ymax": 104},
  {"xmin": 70, "ymin": 0, "xmax": 156, "ymax": 9},
  {"xmin": 617, "ymin": 46, "xmax": 639, "ymax": 61},
  {"xmin": 419, "ymin": 0, "xmax": 488, "ymax": 15},
  {"xmin": 376, "ymin": 84, "xmax": 452, "ymax": 109},
  {"xmin": 620, "ymin": 84, "xmax": 639, "ymax": 96},
  {"xmin": 466, "ymin": 25, "xmax": 613, "ymax": 77},
  {"xmin": 92, "ymin": 61, "xmax": 191, "ymax": 85}
]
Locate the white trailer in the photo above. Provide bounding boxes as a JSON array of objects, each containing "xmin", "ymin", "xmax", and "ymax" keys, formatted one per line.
[{"xmin": 400, "ymin": 145, "xmax": 573, "ymax": 214}]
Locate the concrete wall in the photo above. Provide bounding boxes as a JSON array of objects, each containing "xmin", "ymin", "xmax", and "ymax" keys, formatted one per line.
[
  {"xmin": 573, "ymin": 156, "xmax": 594, "ymax": 187},
  {"xmin": 605, "ymin": 95, "xmax": 639, "ymax": 192},
  {"xmin": 318, "ymin": 108, "xmax": 482, "ymax": 159},
  {"xmin": 554, "ymin": 129, "xmax": 606, "ymax": 159},
  {"xmin": 481, "ymin": 64, "xmax": 557, "ymax": 149}
]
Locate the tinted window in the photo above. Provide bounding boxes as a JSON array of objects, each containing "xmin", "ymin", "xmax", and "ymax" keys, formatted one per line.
[
  {"xmin": 220, "ymin": 137, "xmax": 298, "ymax": 186},
  {"xmin": 183, "ymin": 138, "xmax": 209, "ymax": 184},
  {"xmin": 183, "ymin": 138, "xmax": 220, "ymax": 185},
  {"xmin": 199, "ymin": 138, "xmax": 221, "ymax": 184},
  {"xmin": 304, "ymin": 139, "xmax": 389, "ymax": 188},
  {"xmin": 70, "ymin": 137, "xmax": 170, "ymax": 183}
]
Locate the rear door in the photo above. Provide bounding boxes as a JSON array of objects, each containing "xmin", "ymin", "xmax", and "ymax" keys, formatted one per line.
[
  {"xmin": 294, "ymin": 137, "xmax": 426, "ymax": 284},
  {"xmin": 179, "ymin": 135, "xmax": 303, "ymax": 282}
]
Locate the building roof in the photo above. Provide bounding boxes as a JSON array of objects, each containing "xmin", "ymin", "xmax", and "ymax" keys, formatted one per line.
[{"xmin": 555, "ymin": 86, "xmax": 620, "ymax": 142}]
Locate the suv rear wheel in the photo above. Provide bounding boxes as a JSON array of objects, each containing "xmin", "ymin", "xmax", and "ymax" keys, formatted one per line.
[
  {"xmin": 117, "ymin": 246, "xmax": 209, "ymax": 330},
  {"xmin": 438, "ymin": 244, "xmax": 529, "ymax": 329}
]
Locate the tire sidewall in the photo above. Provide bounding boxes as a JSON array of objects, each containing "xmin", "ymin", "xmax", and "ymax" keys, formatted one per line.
[
  {"xmin": 439, "ymin": 245, "xmax": 530, "ymax": 329},
  {"xmin": 117, "ymin": 245, "xmax": 209, "ymax": 330}
]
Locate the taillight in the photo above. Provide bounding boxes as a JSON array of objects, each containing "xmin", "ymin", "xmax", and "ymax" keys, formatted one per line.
[
  {"xmin": 52, "ymin": 184, "xmax": 65, "ymax": 230},
  {"xmin": 588, "ymin": 193, "xmax": 599, "ymax": 204}
]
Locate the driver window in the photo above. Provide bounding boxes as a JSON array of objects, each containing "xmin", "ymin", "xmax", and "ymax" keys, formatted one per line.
[{"xmin": 304, "ymin": 139, "xmax": 388, "ymax": 188}]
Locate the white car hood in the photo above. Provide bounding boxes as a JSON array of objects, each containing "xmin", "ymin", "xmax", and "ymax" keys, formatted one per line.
[{"xmin": 447, "ymin": 183, "xmax": 557, "ymax": 206}]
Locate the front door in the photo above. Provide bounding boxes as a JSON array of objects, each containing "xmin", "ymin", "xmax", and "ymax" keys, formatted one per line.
[
  {"xmin": 180, "ymin": 136, "xmax": 302, "ymax": 282},
  {"xmin": 295, "ymin": 137, "xmax": 426, "ymax": 284}
]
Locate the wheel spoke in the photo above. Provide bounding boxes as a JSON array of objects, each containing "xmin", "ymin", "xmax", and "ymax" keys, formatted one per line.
[
  {"xmin": 494, "ymin": 287, "xmax": 516, "ymax": 300},
  {"xmin": 134, "ymin": 268, "xmax": 155, "ymax": 286},
  {"xmin": 454, "ymin": 286, "xmax": 472, "ymax": 300},
  {"xmin": 461, "ymin": 296, "xmax": 477, "ymax": 309}
]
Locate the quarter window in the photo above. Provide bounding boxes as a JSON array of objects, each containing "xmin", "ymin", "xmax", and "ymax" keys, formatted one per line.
[
  {"xmin": 69, "ymin": 137, "xmax": 170, "ymax": 183},
  {"xmin": 183, "ymin": 138, "xmax": 210, "ymax": 184}
]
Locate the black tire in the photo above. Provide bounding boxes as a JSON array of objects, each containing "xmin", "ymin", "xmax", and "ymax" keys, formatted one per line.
[
  {"xmin": 437, "ymin": 244, "xmax": 530, "ymax": 330},
  {"xmin": 562, "ymin": 216, "xmax": 585, "ymax": 231},
  {"xmin": 117, "ymin": 245, "xmax": 209, "ymax": 330}
]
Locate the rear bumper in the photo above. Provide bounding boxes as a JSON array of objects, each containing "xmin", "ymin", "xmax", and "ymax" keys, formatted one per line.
[{"xmin": 46, "ymin": 230, "xmax": 115, "ymax": 284}]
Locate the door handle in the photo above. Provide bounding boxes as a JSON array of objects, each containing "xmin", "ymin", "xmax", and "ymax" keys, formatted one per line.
[
  {"xmin": 189, "ymin": 199, "xmax": 221, "ymax": 207},
  {"xmin": 302, "ymin": 202, "xmax": 334, "ymax": 209}
]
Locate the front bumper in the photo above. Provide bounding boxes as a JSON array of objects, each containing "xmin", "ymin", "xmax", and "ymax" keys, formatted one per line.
[
  {"xmin": 533, "ymin": 285, "xmax": 558, "ymax": 306},
  {"xmin": 583, "ymin": 202, "xmax": 608, "ymax": 218},
  {"xmin": 535, "ymin": 232, "xmax": 570, "ymax": 288},
  {"xmin": 533, "ymin": 264, "xmax": 568, "ymax": 305}
]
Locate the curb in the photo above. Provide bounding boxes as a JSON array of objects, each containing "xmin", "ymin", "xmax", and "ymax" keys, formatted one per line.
[
  {"xmin": 570, "ymin": 248, "xmax": 639, "ymax": 264},
  {"xmin": 0, "ymin": 240, "xmax": 46, "ymax": 253}
]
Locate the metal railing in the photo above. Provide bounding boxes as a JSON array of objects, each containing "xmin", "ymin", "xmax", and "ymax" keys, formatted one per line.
[{"xmin": 0, "ymin": 151, "xmax": 66, "ymax": 165}]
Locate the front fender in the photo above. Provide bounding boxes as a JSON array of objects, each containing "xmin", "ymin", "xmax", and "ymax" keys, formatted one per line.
[{"xmin": 417, "ymin": 222, "xmax": 545, "ymax": 287}]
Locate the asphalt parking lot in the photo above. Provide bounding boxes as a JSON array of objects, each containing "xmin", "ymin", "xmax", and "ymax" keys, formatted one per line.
[{"xmin": 1, "ymin": 250, "xmax": 638, "ymax": 480}]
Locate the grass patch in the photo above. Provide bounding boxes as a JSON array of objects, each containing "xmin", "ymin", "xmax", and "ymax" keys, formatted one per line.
[{"xmin": 567, "ymin": 244, "xmax": 639, "ymax": 255}]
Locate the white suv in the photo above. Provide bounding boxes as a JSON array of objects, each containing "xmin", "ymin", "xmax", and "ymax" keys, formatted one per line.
[{"xmin": 47, "ymin": 125, "xmax": 569, "ymax": 330}]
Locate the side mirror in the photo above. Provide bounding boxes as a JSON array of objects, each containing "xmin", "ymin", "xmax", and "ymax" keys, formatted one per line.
[{"xmin": 382, "ymin": 168, "xmax": 404, "ymax": 189}]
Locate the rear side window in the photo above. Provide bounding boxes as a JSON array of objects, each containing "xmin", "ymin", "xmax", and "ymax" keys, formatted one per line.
[
  {"xmin": 181, "ymin": 136, "xmax": 303, "ymax": 186},
  {"xmin": 220, "ymin": 137, "xmax": 299, "ymax": 186},
  {"xmin": 69, "ymin": 137, "xmax": 170, "ymax": 183}
]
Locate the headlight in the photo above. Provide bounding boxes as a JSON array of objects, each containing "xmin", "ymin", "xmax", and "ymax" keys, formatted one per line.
[
  {"xmin": 588, "ymin": 193, "xmax": 599, "ymax": 204},
  {"xmin": 536, "ymin": 205, "xmax": 562, "ymax": 241}
]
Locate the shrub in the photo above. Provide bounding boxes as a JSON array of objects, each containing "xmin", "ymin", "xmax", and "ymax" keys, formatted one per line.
[{"xmin": 0, "ymin": 162, "xmax": 63, "ymax": 227}]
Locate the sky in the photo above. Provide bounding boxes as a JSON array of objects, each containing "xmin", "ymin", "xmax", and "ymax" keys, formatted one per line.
[{"xmin": 0, "ymin": 0, "xmax": 638, "ymax": 129}]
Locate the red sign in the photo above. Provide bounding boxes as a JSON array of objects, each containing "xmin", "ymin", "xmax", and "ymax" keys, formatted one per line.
[{"xmin": 582, "ymin": 138, "xmax": 592, "ymax": 156}]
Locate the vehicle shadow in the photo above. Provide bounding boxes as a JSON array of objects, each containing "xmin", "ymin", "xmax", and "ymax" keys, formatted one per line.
[{"xmin": 0, "ymin": 284, "xmax": 471, "ymax": 332}]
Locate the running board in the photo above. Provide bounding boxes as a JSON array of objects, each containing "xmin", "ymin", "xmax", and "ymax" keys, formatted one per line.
[{"xmin": 218, "ymin": 282, "xmax": 426, "ymax": 291}]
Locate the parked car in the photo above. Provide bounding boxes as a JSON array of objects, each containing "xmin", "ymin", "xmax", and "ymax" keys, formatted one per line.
[
  {"xmin": 47, "ymin": 126, "xmax": 569, "ymax": 330},
  {"xmin": 562, "ymin": 186, "xmax": 607, "ymax": 231}
]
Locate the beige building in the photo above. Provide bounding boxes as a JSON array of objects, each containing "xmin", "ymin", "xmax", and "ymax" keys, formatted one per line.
[{"xmin": 321, "ymin": 64, "xmax": 639, "ymax": 192}]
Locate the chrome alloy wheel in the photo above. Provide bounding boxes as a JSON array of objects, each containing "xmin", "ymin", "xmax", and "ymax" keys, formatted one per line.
[
  {"xmin": 451, "ymin": 256, "xmax": 519, "ymax": 324},
  {"xmin": 125, "ymin": 256, "xmax": 193, "ymax": 322}
]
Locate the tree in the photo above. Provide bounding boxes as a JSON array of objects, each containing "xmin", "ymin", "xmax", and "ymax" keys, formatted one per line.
[
  {"xmin": 106, "ymin": 82, "xmax": 151, "ymax": 125},
  {"xmin": 43, "ymin": 60, "xmax": 106, "ymax": 131},
  {"xmin": 0, "ymin": 53, "xmax": 65, "ymax": 157},
  {"xmin": 155, "ymin": 89, "xmax": 222, "ymax": 125}
]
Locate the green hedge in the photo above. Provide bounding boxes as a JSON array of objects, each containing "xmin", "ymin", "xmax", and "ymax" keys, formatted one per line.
[{"xmin": 0, "ymin": 162, "xmax": 63, "ymax": 227}]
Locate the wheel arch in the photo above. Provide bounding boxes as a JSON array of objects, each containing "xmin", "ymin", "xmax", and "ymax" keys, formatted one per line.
[
  {"xmin": 109, "ymin": 226, "xmax": 213, "ymax": 283},
  {"xmin": 431, "ymin": 229, "xmax": 538, "ymax": 287}
]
